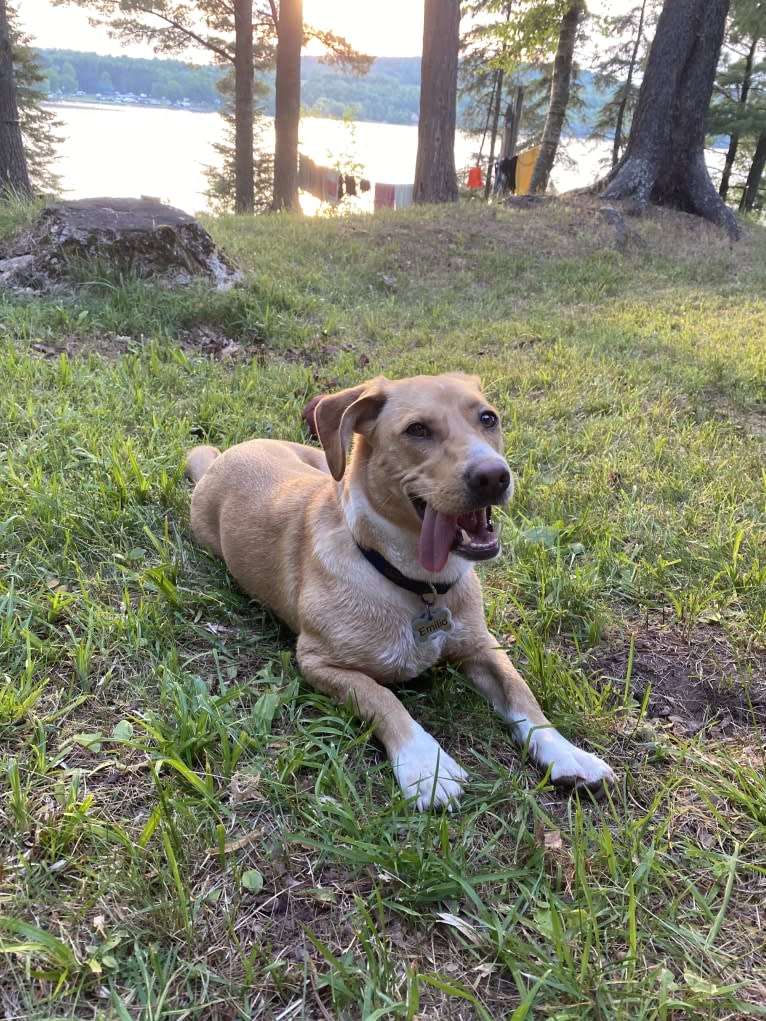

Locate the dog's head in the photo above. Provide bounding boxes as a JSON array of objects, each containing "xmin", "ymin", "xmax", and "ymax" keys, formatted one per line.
[{"xmin": 310, "ymin": 373, "xmax": 513, "ymax": 573}]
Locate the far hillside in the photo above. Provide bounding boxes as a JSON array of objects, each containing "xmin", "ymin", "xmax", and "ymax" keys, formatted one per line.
[
  {"xmin": 37, "ymin": 48, "xmax": 605, "ymax": 133},
  {"xmin": 36, "ymin": 49, "xmax": 423, "ymax": 124}
]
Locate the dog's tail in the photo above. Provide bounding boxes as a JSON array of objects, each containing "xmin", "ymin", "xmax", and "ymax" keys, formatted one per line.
[{"xmin": 185, "ymin": 445, "xmax": 221, "ymax": 484}]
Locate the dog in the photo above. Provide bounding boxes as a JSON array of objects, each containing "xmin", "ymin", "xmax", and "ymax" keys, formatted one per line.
[{"xmin": 186, "ymin": 373, "xmax": 614, "ymax": 809}]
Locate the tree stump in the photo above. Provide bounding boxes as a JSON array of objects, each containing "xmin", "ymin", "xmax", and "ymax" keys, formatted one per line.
[{"xmin": 0, "ymin": 197, "xmax": 242, "ymax": 292}]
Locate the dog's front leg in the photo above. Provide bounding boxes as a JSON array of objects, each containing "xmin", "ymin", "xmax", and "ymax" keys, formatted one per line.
[
  {"xmin": 460, "ymin": 640, "xmax": 615, "ymax": 793},
  {"xmin": 298, "ymin": 638, "xmax": 467, "ymax": 811}
]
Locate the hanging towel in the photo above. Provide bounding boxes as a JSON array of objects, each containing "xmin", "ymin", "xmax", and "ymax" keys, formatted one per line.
[
  {"xmin": 298, "ymin": 154, "xmax": 314, "ymax": 193},
  {"xmin": 374, "ymin": 183, "xmax": 396, "ymax": 210},
  {"xmin": 359, "ymin": 178, "xmax": 371, "ymax": 193},
  {"xmin": 394, "ymin": 183, "xmax": 414, "ymax": 209},
  {"xmin": 298, "ymin": 154, "xmax": 308, "ymax": 191},
  {"xmin": 323, "ymin": 167, "xmax": 340, "ymax": 202},
  {"xmin": 467, "ymin": 165, "xmax": 484, "ymax": 189},
  {"xmin": 344, "ymin": 174, "xmax": 357, "ymax": 197},
  {"xmin": 309, "ymin": 161, "xmax": 324, "ymax": 200},
  {"xmin": 494, "ymin": 155, "xmax": 518, "ymax": 195},
  {"xmin": 515, "ymin": 146, "xmax": 540, "ymax": 196}
]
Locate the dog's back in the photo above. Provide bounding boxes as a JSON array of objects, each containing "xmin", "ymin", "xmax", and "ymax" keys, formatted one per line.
[{"xmin": 186, "ymin": 438, "xmax": 335, "ymax": 629}]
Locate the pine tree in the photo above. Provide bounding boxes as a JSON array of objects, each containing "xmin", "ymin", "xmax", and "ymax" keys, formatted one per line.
[
  {"xmin": 203, "ymin": 68, "xmax": 272, "ymax": 213},
  {"xmin": 708, "ymin": 0, "xmax": 766, "ymax": 206},
  {"xmin": 0, "ymin": 0, "xmax": 30, "ymax": 197},
  {"xmin": 271, "ymin": 0, "xmax": 301, "ymax": 210},
  {"xmin": 52, "ymin": 0, "xmax": 277, "ymax": 213},
  {"xmin": 8, "ymin": 1, "xmax": 62, "ymax": 194},
  {"xmin": 589, "ymin": 1, "xmax": 660, "ymax": 171},
  {"xmin": 459, "ymin": 1, "xmax": 527, "ymax": 195}
]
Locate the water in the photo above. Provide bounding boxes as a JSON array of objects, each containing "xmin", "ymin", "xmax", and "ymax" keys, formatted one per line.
[{"xmin": 44, "ymin": 101, "xmax": 609, "ymax": 214}]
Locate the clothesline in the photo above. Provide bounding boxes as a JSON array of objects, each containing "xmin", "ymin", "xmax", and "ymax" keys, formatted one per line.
[
  {"xmin": 461, "ymin": 146, "xmax": 541, "ymax": 196},
  {"xmin": 298, "ymin": 146, "xmax": 541, "ymax": 210},
  {"xmin": 298, "ymin": 153, "xmax": 414, "ymax": 210}
]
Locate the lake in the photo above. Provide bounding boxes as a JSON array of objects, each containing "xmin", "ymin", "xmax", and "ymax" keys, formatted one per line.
[{"xmin": 45, "ymin": 102, "xmax": 610, "ymax": 214}]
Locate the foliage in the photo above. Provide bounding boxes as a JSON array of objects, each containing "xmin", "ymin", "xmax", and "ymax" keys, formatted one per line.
[
  {"xmin": 0, "ymin": 196, "xmax": 765, "ymax": 1017},
  {"xmin": 588, "ymin": 0, "xmax": 662, "ymax": 171},
  {"xmin": 709, "ymin": 0, "xmax": 766, "ymax": 210}
]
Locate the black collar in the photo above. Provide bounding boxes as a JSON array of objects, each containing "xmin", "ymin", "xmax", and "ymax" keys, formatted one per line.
[{"xmin": 356, "ymin": 544, "xmax": 454, "ymax": 595}]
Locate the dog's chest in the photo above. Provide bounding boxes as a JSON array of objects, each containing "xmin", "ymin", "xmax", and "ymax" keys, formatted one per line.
[
  {"xmin": 379, "ymin": 626, "xmax": 447, "ymax": 678},
  {"xmin": 350, "ymin": 599, "xmax": 465, "ymax": 682},
  {"xmin": 312, "ymin": 530, "xmax": 468, "ymax": 682}
]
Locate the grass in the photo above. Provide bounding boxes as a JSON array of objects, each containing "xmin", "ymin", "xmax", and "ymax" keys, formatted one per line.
[{"xmin": 0, "ymin": 196, "xmax": 765, "ymax": 1019}]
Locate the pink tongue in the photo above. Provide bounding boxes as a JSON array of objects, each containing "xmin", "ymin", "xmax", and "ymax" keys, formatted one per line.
[{"xmin": 418, "ymin": 505, "xmax": 459, "ymax": 572}]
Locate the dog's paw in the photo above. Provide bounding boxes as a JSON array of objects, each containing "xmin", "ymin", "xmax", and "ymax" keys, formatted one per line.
[
  {"xmin": 520, "ymin": 724, "xmax": 615, "ymax": 795},
  {"xmin": 392, "ymin": 723, "xmax": 468, "ymax": 811}
]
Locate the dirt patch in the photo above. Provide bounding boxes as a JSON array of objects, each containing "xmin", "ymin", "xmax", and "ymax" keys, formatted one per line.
[
  {"xmin": 26, "ymin": 323, "xmax": 261, "ymax": 362},
  {"xmin": 26, "ymin": 323, "xmax": 376, "ymax": 368},
  {"xmin": 28, "ymin": 333, "xmax": 131, "ymax": 360},
  {"xmin": 586, "ymin": 617, "xmax": 766, "ymax": 731}
]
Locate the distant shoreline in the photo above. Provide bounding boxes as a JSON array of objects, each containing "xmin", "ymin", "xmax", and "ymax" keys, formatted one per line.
[
  {"xmin": 42, "ymin": 99, "xmax": 416, "ymax": 130},
  {"xmin": 43, "ymin": 97, "xmax": 218, "ymax": 115}
]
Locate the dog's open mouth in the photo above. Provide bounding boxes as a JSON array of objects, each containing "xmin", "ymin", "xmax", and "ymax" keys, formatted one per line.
[{"xmin": 412, "ymin": 498, "xmax": 500, "ymax": 573}]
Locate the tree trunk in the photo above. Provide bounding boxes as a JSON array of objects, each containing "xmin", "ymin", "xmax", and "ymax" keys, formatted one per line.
[
  {"xmin": 271, "ymin": 0, "xmax": 302, "ymax": 212},
  {"xmin": 739, "ymin": 132, "xmax": 766, "ymax": 212},
  {"xmin": 233, "ymin": 0, "xmax": 254, "ymax": 213},
  {"xmin": 414, "ymin": 0, "xmax": 460, "ymax": 204},
  {"xmin": 0, "ymin": 0, "xmax": 31, "ymax": 199},
  {"xmin": 719, "ymin": 133, "xmax": 739, "ymax": 203},
  {"xmin": 484, "ymin": 67, "xmax": 504, "ymax": 200},
  {"xmin": 603, "ymin": 0, "xmax": 738, "ymax": 238},
  {"xmin": 529, "ymin": 0, "xmax": 586, "ymax": 195}
]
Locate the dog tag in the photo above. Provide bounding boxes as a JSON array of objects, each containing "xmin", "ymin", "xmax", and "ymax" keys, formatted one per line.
[{"xmin": 412, "ymin": 605, "xmax": 453, "ymax": 644}]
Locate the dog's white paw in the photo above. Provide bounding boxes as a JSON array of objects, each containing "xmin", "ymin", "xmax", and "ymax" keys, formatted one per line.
[
  {"xmin": 392, "ymin": 722, "xmax": 468, "ymax": 811},
  {"xmin": 514, "ymin": 720, "xmax": 615, "ymax": 793}
]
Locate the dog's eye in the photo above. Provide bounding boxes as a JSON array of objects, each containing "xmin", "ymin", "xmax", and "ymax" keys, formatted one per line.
[
  {"xmin": 405, "ymin": 422, "xmax": 431, "ymax": 438},
  {"xmin": 480, "ymin": 411, "xmax": 499, "ymax": 429}
]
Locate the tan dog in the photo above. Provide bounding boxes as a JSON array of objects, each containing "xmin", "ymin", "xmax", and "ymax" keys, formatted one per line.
[{"xmin": 186, "ymin": 373, "xmax": 614, "ymax": 809}]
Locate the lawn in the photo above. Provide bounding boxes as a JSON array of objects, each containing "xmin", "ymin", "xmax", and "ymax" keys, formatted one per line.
[{"xmin": 0, "ymin": 196, "xmax": 764, "ymax": 1020}]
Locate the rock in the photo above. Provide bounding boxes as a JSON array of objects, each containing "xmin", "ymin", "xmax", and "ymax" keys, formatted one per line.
[
  {"xmin": 599, "ymin": 204, "xmax": 628, "ymax": 247},
  {"xmin": 0, "ymin": 197, "xmax": 242, "ymax": 292},
  {"xmin": 0, "ymin": 253, "xmax": 35, "ymax": 289}
]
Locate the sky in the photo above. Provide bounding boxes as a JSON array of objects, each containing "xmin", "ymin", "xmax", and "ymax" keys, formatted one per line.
[
  {"xmin": 17, "ymin": 0, "xmax": 623, "ymax": 61},
  {"xmin": 17, "ymin": 0, "xmax": 428, "ymax": 59}
]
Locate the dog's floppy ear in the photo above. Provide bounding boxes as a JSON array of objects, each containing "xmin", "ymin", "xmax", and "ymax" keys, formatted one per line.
[{"xmin": 314, "ymin": 377, "xmax": 388, "ymax": 480}]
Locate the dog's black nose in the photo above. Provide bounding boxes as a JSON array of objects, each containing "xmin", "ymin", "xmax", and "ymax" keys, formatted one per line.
[{"xmin": 465, "ymin": 458, "xmax": 512, "ymax": 503}]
